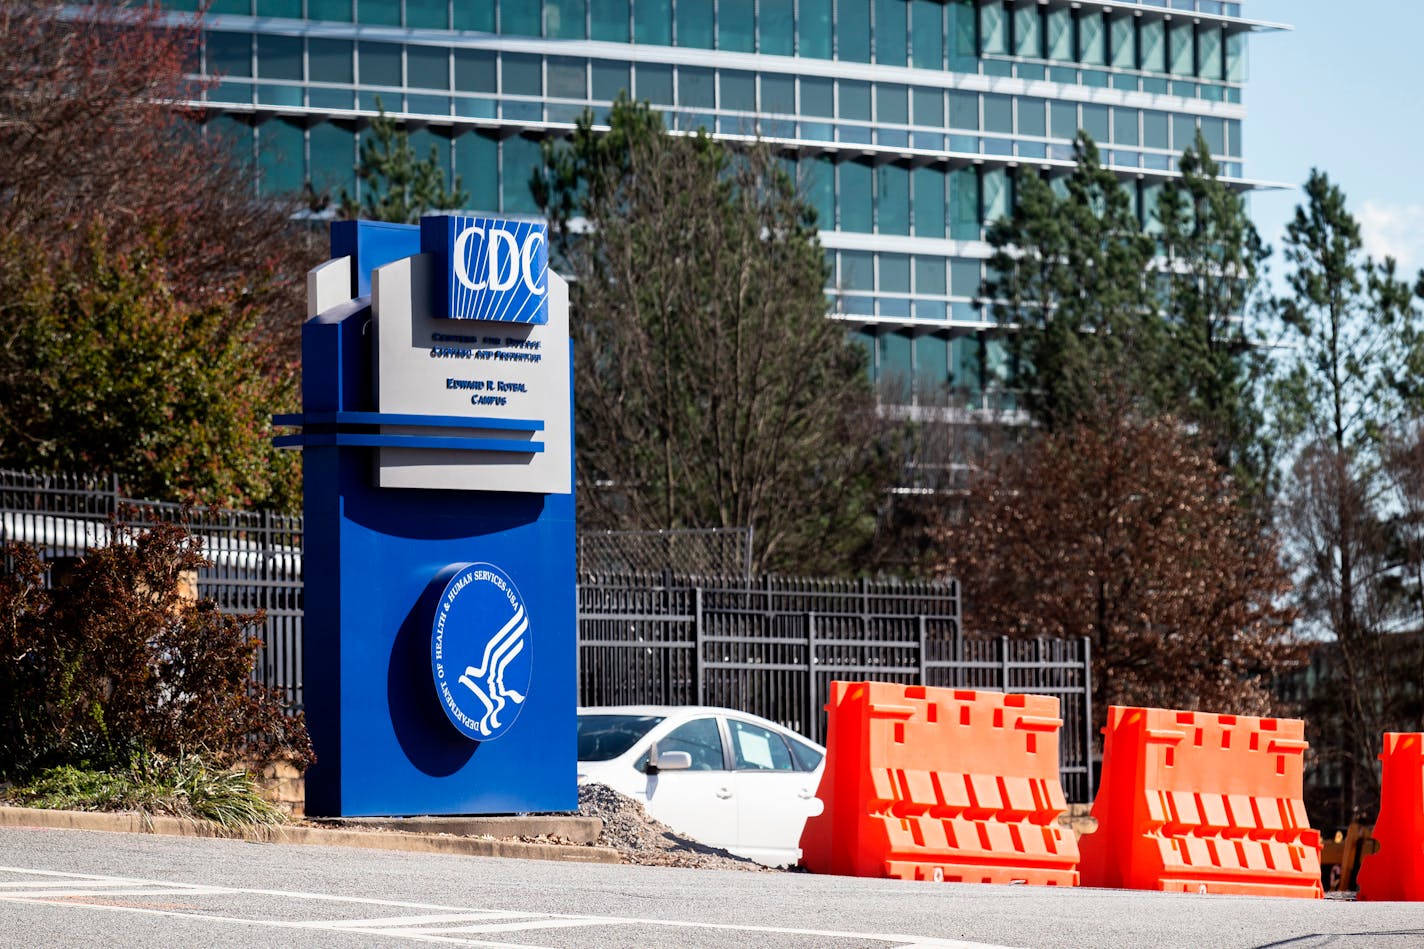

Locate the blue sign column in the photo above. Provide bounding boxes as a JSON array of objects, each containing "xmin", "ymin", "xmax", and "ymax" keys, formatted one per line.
[{"xmin": 276, "ymin": 217, "xmax": 575, "ymax": 816}]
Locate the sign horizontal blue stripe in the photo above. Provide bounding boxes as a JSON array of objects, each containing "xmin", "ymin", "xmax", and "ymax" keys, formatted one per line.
[
  {"xmin": 273, "ymin": 411, "xmax": 544, "ymax": 432},
  {"xmin": 274, "ymin": 433, "xmax": 544, "ymax": 453}
]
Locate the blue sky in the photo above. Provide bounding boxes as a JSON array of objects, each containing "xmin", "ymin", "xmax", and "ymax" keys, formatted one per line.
[{"xmin": 1246, "ymin": 1, "xmax": 1424, "ymax": 279}]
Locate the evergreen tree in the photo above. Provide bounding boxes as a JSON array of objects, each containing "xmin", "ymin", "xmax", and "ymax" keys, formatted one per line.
[
  {"xmin": 983, "ymin": 136, "xmax": 1163, "ymax": 428},
  {"xmin": 1272, "ymin": 169, "xmax": 1424, "ymax": 822},
  {"xmin": 1157, "ymin": 133, "xmax": 1273, "ymax": 497},
  {"xmin": 536, "ymin": 100, "xmax": 893, "ymax": 574},
  {"xmin": 341, "ymin": 101, "xmax": 467, "ymax": 223}
]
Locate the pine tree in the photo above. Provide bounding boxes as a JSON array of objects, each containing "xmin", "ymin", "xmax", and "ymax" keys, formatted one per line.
[{"xmin": 341, "ymin": 100, "xmax": 468, "ymax": 223}]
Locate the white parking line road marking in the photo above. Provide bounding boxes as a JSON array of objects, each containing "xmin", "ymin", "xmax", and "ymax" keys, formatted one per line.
[
  {"xmin": 310, "ymin": 912, "xmax": 536, "ymax": 929},
  {"xmin": 0, "ymin": 865, "xmax": 1020, "ymax": 949}
]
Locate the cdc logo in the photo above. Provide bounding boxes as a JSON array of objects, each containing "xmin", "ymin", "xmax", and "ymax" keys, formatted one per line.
[
  {"xmin": 423, "ymin": 215, "xmax": 548, "ymax": 324},
  {"xmin": 430, "ymin": 563, "xmax": 533, "ymax": 741}
]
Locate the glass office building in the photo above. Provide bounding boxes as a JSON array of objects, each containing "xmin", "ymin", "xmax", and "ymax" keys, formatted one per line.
[{"xmin": 174, "ymin": 1, "xmax": 1280, "ymax": 409}]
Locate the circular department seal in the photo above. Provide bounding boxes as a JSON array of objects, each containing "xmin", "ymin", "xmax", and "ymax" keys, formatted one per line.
[{"xmin": 430, "ymin": 562, "xmax": 533, "ymax": 741}]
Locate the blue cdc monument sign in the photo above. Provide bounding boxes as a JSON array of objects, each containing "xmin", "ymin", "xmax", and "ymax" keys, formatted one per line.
[{"xmin": 275, "ymin": 215, "xmax": 574, "ymax": 816}]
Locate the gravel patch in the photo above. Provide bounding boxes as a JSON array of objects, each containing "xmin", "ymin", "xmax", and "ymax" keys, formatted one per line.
[{"xmin": 575, "ymin": 783, "xmax": 771, "ymax": 871}]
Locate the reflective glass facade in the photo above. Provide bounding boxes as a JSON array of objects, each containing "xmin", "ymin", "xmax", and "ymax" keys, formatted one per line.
[{"xmin": 174, "ymin": 0, "xmax": 1273, "ymax": 409}]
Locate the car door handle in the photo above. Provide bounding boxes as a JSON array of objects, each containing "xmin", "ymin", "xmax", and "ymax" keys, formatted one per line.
[{"xmin": 716, "ymin": 788, "xmax": 732, "ymax": 799}]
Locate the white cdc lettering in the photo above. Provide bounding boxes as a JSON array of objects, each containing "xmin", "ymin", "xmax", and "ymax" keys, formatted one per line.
[{"xmin": 453, "ymin": 226, "xmax": 546, "ymax": 296}]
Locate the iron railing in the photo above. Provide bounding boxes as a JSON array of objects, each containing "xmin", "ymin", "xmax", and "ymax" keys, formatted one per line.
[
  {"xmin": 578, "ymin": 573, "xmax": 1093, "ymax": 803},
  {"xmin": 1, "ymin": 468, "xmax": 1095, "ymax": 802}
]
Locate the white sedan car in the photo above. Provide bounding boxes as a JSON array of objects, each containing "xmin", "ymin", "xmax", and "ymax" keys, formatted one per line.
[{"xmin": 576, "ymin": 705, "xmax": 825, "ymax": 867}]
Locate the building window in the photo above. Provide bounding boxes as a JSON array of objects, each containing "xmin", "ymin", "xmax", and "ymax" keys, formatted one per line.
[
  {"xmin": 405, "ymin": 0, "xmax": 448, "ymax": 30},
  {"xmin": 1013, "ymin": 5, "xmax": 1040, "ymax": 59},
  {"xmin": 503, "ymin": 3, "xmax": 541, "ymax": 37},
  {"xmin": 913, "ymin": 88, "xmax": 943, "ymax": 128},
  {"xmin": 1112, "ymin": 108, "xmax": 1138, "ymax": 147},
  {"xmin": 1168, "ymin": 22, "xmax": 1194, "ymax": 77},
  {"xmin": 911, "ymin": 0, "xmax": 944, "ymax": 70},
  {"xmin": 877, "ymin": 165, "xmax": 910, "ymax": 236},
  {"xmin": 979, "ymin": 1, "xmax": 1007, "ymax": 56},
  {"xmin": 501, "ymin": 135, "xmax": 541, "ymax": 213},
  {"xmin": 358, "ymin": 42, "xmax": 402, "ymax": 88},
  {"xmin": 591, "ymin": 60, "xmax": 630, "ymax": 100},
  {"xmin": 635, "ymin": 62, "xmax": 673, "ymax": 104},
  {"xmin": 257, "ymin": 34, "xmax": 302, "ymax": 81},
  {"xmin": 760, "ymin": 0, "xmax": 794, "ymax": 56},
  {"xmin": 356, "ymin": 0, "xmax": 399, "ymax": 27},
  {"xmin": 719, "ymin": 0, "xmax": 754, "ymax": 52},
  {"xmin": 839, "ymin": 1, "xmax": 872, "ymax": 63},
  {"xmin": 1197, "ymin": 28, "xmax": 1224, "ymax": 81},
  {"xmin": 633, "ymin": 1, "xmax": 672, "ymax": 45},
  {"xmin": 1225, "ymin": 31, "xmax": 1246, "ymax": 82},
  {"xmin": 545, "ymin": 0, "xmax": 587, "ymax": 40},
  {"xmin": 803, "ymin": 156, "xmax": 836, "ymax": 228},
  {"xmin": 589, "ymin": 0, "xmax": 630, "ymax": 41},
  {"xmin": 1045, "ymin": 8, "xmax": 1071, "ymax": 61},
  {"xmin": 720, "ymin": 71, "xmax": 756, "ymax": 112},
  {"xmin": 453, "ymin": 1, "xmax": 495, "ymax": 32},
  {"xmin": 1109, "ymin": 15, "xmax": 1134, "ymax": 69},
  {"xmin": 761, "ymin": 73, "xmax": 795, "ymax": 115},
  {"xmin": 949, "ymin": 167, "xmax": 978, "ymax": 240},
  {"xmin": 839, "ymin": 80, "xmax": 871, "ymax": 122},
  {"xmin": 207, "ymin": 32, "xmax": 252, "ymax": 78},
  {"xmin": 503, "ymin": 53, "xmax": 542, "ymax": 96},
  {"xmin": 839, "ymin": 162, "xmax": 873, "ymax": 233},
  {"xmin": 407, "ymin": 46, "xmax": 449, "ymax": 91},
  {"xmin": 547, "ymin": 57, "xmax": 587, "ymax": 100},
  {"xmin": 875, "ymin": 0, "xmax": 907, "ymax": 67},
  {"xmin": 455, "ymin": 49, "xmax": 497, "ymax": 93},
  {"xmin": 1018, "ymin": 98, "xmax": 1046, "ymax": 138},
  {"xmin": 455, "ymin": 131, "xmax": 499, "ymax": 212},
  {"xmin": 913, "ymin": 169, "xmax": 945, "ymax": 239},
  {"xmin": 983, "ymin": 94, "xmax": 1012, "ymax": 134},
  {"xmin": 800, "ymin": 0, "xmax": 833, "ymax": 59},
  {"xmin": 1139, "ymin": 19, "xmax": 1164, "ymax": 73},
  {"xmin": 948, "ymin": 90, "xmax": 978, "ymax": 130},
  {"xmin": 1078, "ymin": 12, "xmax": 1106, "ymax": 66},
  {"xmin": 676, "ymin": 1, "xmax": 714, "ymax": 49},
  {"xmin": 308, "ymin": 0, "xmax": 353, "ymax": 23}
]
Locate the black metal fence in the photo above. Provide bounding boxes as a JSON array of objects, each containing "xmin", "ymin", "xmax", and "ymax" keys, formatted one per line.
[
  {"xmin": 578, "ymin": 573, "xmax": 1094, "ymax": 803},
  {"xmin": 0, "ymin": 470, "xmax": 304, "ymax": 711},
  {"xmin": 1, "ymin": 469, "xmax": 1095, "ymax": 802}
]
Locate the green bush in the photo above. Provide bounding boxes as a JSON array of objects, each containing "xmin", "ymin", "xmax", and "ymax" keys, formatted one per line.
[
  {"xmin": 0, "ymin": 520, "xmax": 312, "ymax": 781},
  {"xmin": 9, "ymin": 753, "xmax": 284, "ymax": 827}
]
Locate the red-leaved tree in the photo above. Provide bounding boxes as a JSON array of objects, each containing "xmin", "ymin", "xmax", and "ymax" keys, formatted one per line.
[
  {"xmin": 0, "ymin": 1, "xmax": 318, "ymax": 506},
  {"xmin": 933, "ymin": 414, "xmax": 1301, "ymax": 721}
]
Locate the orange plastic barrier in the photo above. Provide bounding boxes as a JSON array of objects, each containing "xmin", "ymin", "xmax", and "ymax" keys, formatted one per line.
[
  {"xmin": 1078, "ymin": 706, "xmax": 1322, "ymax": 898},
  {"xmin": 798, "ymin": 681, "xmax": 1079, "ymax": 885},
  {"xmin": 1357, "ymin": 732, "xmax": 1424, "ymax": 901}
]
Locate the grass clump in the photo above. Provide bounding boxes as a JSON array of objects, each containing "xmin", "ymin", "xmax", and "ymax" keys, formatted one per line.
[{"xmin": 7, "ymin": 753, "xmax": 284, "ymax": 828}]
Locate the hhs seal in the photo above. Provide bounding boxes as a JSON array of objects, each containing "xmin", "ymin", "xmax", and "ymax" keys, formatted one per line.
[{"xmin": 430, "ymin": 563, "xmax": 533, "ymax": 741}]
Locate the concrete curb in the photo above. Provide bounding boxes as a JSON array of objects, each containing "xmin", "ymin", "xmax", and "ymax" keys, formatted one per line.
[{"xmin": 0, "ymin": 806, "xmax": 623, "ymax": 864}]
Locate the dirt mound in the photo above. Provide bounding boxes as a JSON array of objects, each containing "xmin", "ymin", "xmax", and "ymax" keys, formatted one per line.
[{"xmin": 576, "ymin": 783, "xmax": 768, "ymax": 871}]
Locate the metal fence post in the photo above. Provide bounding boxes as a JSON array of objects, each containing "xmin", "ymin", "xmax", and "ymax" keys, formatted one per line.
[
  {"xmin": 917, "ymin": 615, "xmax": 928, "ymax": 685},
  {"xmin": 694, "ymin": 586, "xmax": 705, "ymax": 707},
  {"xmin": 1000, "ymin": 635, "xmax": 1011, "ymax": 692},
  {"xmin": 1082, "ymin": 635, "xmax": 1095, "ymax": 803},
  {"xmin": 807, "ymin": 611, "xmax": 818, "ymax": 744}
]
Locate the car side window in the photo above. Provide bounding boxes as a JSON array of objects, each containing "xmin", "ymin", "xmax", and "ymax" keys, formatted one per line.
[
  {"xmin": 728, "ymin": 719, "xmax": 795, "ymax": 771},
  {"xmin": 654, "ymin": 718, "xmax": 726, "ymax": 771},
  {"xmin": 787, "ymin": 736, "xmax": 824, "ymax": 772}
]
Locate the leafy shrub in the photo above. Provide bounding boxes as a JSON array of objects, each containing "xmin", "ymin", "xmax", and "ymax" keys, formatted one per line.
[
  {"xmin": 9, "ymin": 753, "xmax": 284, "ymax": 828},
  {"xmin": 0, "ymin": 519, "xmax": 312, "ymax": 781}
]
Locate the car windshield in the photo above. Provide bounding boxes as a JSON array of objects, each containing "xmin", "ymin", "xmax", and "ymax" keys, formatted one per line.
[{"xmin": 577, "ymin": 714, "xmax": 664, "ymax": 761}]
